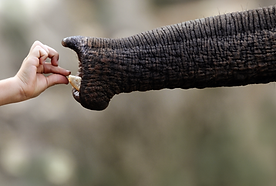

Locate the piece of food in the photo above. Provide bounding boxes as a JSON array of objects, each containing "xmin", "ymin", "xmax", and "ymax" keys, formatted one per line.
[{"xmin": 68, "ymin": 75, "xmax": 81, "ymax": 91}]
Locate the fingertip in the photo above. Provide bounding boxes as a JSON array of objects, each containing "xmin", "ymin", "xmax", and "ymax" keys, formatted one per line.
[
  {"xmin": 51, "ymin": 59, "xmax": 59, "ymax": 67},
  {"xmin": 47, "ymin": 74, "xmax": 69, "ymax": 87},
  {"xmin": 46, "ymin": 45, "xmax": 59, "ymax": 63},
  {"xmin": 61, "ymin": 76, "xmax": 70, "ymax": 84},
  {"xmin": 66, "ymin": 70, "xmax": 71, "ymax": 76},
  {"xmin": 58, "ymin": 67, "xmax": 71, "ymax": 76}
]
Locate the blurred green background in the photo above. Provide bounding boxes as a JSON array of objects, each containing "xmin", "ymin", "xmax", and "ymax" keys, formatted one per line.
[{"xmin": 0, "ymin": 0, "xmax": 276, "ymax": 185}]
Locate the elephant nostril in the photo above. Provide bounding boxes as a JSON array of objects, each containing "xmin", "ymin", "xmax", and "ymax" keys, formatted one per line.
[{"xmin": 72, "ymin": 88, "xmax": 80, "ymax": 103}]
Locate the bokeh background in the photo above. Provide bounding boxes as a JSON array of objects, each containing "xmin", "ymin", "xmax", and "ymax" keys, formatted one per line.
[{"xmin": 0, "ymin": 0, "xmax": 276, "ymax": 185}]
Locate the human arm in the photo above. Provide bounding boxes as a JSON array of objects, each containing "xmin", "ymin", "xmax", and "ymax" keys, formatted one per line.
[{"xmin": 0, "ymin": 41, "xmax": 71, "ymax": 106}]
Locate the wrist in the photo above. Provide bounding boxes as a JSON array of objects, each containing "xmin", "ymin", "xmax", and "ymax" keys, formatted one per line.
[
  {"xmin": 12, "ymin": 76, "xmax": 29, "ymax": 102},
  {"xmin": 0, "ymin": 77, "xmax": 24, "ymax": 106},
  {"xmin": 10, "ymin": 76, "xmax": 26, "ymax": 103}
]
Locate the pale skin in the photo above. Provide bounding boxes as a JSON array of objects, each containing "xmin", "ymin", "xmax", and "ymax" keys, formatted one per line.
[{"xmin": 0, "ymin": 41, "xmax": 71, "ymax": 106}]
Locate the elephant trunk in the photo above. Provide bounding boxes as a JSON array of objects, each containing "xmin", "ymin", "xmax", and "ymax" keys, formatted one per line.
[{"xmin": 62, "ymin": 5, "xmax": 276, "ymax": 110}]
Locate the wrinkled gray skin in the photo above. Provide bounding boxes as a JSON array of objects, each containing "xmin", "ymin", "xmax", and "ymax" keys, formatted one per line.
[{"xmin": 62, "ymin": 5, "xmax": 276, "ymax": 111}]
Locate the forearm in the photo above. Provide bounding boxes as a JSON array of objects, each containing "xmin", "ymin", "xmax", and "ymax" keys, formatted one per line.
[{"xmin": 0, "ymin": 77, "xmax": 25, "ymax": 106}]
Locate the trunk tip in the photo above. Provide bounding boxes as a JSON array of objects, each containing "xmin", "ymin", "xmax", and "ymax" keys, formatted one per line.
[{"xmin": 61, "ymin": 36, "xmax": 85, "ymax": 51}]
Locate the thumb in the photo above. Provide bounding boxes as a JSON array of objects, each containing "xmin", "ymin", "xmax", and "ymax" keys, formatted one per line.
[{"xmin": 45, "ymin": 74, "xmax": 69, "ymax": 88}]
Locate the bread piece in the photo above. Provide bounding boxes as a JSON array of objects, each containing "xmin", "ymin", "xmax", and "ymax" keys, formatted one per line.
[{"xmin": 68, "ymin": 75, "xmax": 81, "ymax": 91}]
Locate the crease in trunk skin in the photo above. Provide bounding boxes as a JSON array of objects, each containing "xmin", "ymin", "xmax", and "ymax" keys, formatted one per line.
[{"xmin": 62, "ymin": 5, "xmax": 276, "ymax": 111}]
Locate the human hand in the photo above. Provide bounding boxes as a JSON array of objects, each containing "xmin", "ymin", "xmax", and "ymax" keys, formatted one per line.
[{"xmin": 15, "ymin": 41, "xmax": 71, "ymax": 101}]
